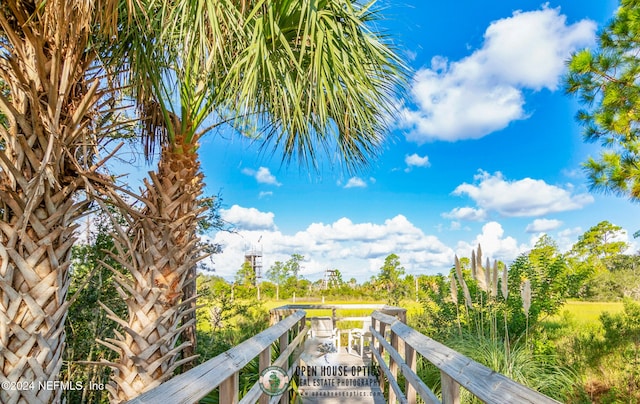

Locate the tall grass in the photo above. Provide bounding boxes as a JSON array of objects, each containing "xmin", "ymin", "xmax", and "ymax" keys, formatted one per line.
[{"xmin": 442, "ymin": 245, "xmax": 580, "ymax": 401}]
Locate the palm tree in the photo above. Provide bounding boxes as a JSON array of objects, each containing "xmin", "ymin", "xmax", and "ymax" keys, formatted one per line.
[
  {"xmin": 99, "ymin": 0, "xmax": 406, "ymax": 401},
  {"xmin": 0, "ymin": 1, "xmax": 126, "ymax": 403}
]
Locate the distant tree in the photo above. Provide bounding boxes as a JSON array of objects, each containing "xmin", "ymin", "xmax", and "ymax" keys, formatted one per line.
[
  {"xmin": 236, "ymin": 261, "xmax": 257, "ymax": 286},
  {"xmin": 377, "ymin": 254, "xmax": 408, "ymax": 305},
  {"xmin": 571, "ymin": 221, "xmax": 628, "ymax": 260},
  {"xmin": 507, "ymin": 237, "xmax": 572, "ymax": 335},
  {"xmin": 265, "ymin": 261, "xmax": 287, "ymax": 300},
  {"xmin": 285, "ymin": 254, "xmax": 304, "ymax": 280},
  {"xmin": 567, "ymin": 221, "xmax": 629, "ymax": 297},
  {"xmin": 565, "ymin": 0, "xmax": 640, "ymax": 200}
]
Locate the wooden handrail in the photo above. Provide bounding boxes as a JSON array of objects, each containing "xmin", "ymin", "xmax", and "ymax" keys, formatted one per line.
[
  {"xmin": 126, "ymin": 310, "xmax": 306, "ymax": 404},
  {"xmin": 125, "ymin": 304, "xmax": 559, "ymax": 404},
  {"xmin": 269, "ymin": 304, "xmax": 406, "ymax": 326},
  {"xmin": 370, "ymin": 311, "xmax": 560, "ymax": 404}
]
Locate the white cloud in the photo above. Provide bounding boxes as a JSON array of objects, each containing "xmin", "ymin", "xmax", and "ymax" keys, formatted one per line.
[
  {"xmin": 453, "ymin": 171, "xmax": 594, "ymax": 217},
  {"xmin": 344, "ymin": 177, "xmax": 367, "ymax": 189},
  {"xmin": 404, "ymin": 153, "xmax": 431, "ymax": 171},
  {"xmin": 208, "ymin": 212, "xmax": 455, "ymax": 280},
  {"xmin": 259, "ymin": 191, "xmax": 273, "ymax": 198},
  {"xmin": 442, "ymin": 207, "xmax": 487, "ymax": 222},
  {"xmin": 525, "ymin": 218, "xmax": 563, "ymax": 233},
  {"xmin": 557, "ymin": 227, "xmax": 583, "ymax": 252},
  {"xmin": 399, "ymin": 6, "xmax": 596, "ymax": 142},
  {"xmin": 220, "ymin": 205, "xmax": 276, "ymax": 231},
  {"xmin": 456, "ymin": 221, "xmax": 525, "ymax": 263},
  {"xmin": 206, "ymin": 207, "xmax": 639, "ymax": 283},
  {"xmin": 242, "ymin": 167, "xmax": 282, "ymax": 186}
]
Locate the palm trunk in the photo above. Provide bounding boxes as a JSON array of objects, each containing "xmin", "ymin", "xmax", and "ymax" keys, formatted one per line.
[
  {"xmin": 180, "ymin": 264, "xmax": 197, "ymax": 372},
  {"xmin": 0, "ymin": 2, "xmax": 100, "ymax": 403},
  {"xmin": 101, "ymin": 135, "xmax": 206, "ymax": 402}
]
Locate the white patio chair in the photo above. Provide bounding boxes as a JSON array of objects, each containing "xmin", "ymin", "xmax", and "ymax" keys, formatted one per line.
[
  {"xmin": 309, "ymin": 317, "xmax": 340, "ymax": 352},
  {"xmin": 348, "ymin": 317, "xmax": 372, "ymax": 357}
]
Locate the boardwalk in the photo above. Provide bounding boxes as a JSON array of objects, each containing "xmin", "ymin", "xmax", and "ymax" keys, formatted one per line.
[
  {"xmin": 297, "ymin": 337, "xmax": 385, "ymax": 404},
  {"xmin": 127, "ymin": 306, "xmax": 560, "ymax": 404}
]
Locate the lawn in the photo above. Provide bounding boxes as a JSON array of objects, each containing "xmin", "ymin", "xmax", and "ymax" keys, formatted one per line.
[
  {"xmin": 555, "ymin": 300, "xmax": 624, "ymax": 325},
  {"xmin": 262, "ymin": 298, "xmax": 423, "ymax": 329}
]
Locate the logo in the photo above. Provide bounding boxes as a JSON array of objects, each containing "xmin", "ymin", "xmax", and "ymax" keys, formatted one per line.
[{"xmin": 259, "ymin": 366, "xmax": 289, "ymax": 396}]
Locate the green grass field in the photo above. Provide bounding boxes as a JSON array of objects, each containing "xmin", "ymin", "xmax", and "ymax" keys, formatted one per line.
[
  {"xmin": 263, "ymin": 298, "xmax": 623, "ymax": 328},
  {"xmin": 262, "ymin": 299, "xmax": 423, "ymax": 328},
  {"xmin": 552, "ymin": 300, "xmax": 624, "ymax": 325}
]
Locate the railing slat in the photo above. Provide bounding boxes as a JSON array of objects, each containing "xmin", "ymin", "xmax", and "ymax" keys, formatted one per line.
[
  {"xmin": 220, "ymin": 371, "xmax": 239, "ymax": 404},
  {"xmin": 126, "ymin": 310, "xmax": 305, "ymax": 404},
  {"xmin": 441, "ymin": 371, "xmax": 459, "ymax": 404},
  {"xmin": 389, "ymin": 330, "xmax": 399, "ymax": 403},
  {"xmin": 239, "ymin": 325, "xmax": 309, "ymax": 404},
  {"xmin": 371, "ymin": 341, "xmax": 408, "ymax": 404},
  {"xmin": 371, "ymin": 327, "xmax": 440, "ymax": 404},
  {"xmin": 405, "ymin": 343, "xmax": 417, "ymax": 404},
  {"xmin": 379, "ymin": 314, "xmax": 560, "ymax": 404},
  {"xmin": 258, "ymin": 346, "xmax": 271, "ymax": 404}
]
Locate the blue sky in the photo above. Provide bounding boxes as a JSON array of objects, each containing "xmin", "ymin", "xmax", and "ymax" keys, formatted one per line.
[{"xmin": 128, "ymin": 1, "xmax": 637, "ymax": 282}]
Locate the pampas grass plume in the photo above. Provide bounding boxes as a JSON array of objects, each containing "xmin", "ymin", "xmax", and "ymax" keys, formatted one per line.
[
  {"xmin": 491, "ymin": 260, "xmax": 498, "ymax": 298},
  {"xmin": 501, "ymin": 264, "xmax": 508, "ymax": 300},
  {"xmin": 449, "ymin": 274, "xmax": 458, "ymax": 305},
  {"xmin": 455, "ymin": 255, "xmax": 474, "ymax": 309},
  {"xmin": 522, "ymin": 279, "xmax": 531, "ymax": 317}
]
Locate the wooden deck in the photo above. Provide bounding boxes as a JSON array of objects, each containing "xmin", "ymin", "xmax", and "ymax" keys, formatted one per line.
[
  {"xmin": 127, "ymin": 306, "xmax": 561, "ymax": 404},
  {"xmin": 297, "ymin": 338, "xmax": 385, "ymax": 404}
]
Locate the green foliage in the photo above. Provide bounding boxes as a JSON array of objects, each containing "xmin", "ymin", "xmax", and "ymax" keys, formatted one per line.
[
  {"xmin": 418, "ymin": 333, "xmax": 578, "ymax": 403},
  {"xmin": 62, "ymin": 213, "xmax": 127, "ymax": 404},
  {"xmin": 507, "ymin": 237, "xmax": 572, "ymax": 335},
  {"xmin": 413, "ymin": 243, "xmax": 583, "ymax": 402},
  {"xmin": 265, "ymin": 254, "xmax": 307, "ymax": 300},
  {"xmin": 571, "ymin": 221, "xmax": 628, "ymax": 260},
  {"xmin": 565, "ymin": 0, "xmax": 640, "ymax": 201},
  {"xmin": 376, "ymin": 254, "xmax": 408, "ymax": 305},
  {"xmin": 566, "ymin": 221, "xmax": 638, "ymax": 299},
  {"xmin": 220, "ymin": 0, "xmax": 408, "ymax": 170},
  {"xmin": 236, "ymin": 261, "xmax": 257, "ymax": 286},
  {"xmin": 549, "ymin": 299, "xmax": 640, "ymax": 402},
  {"xmin": 195, "ymin": 275, "xmax": 270, "ymax": 403}
]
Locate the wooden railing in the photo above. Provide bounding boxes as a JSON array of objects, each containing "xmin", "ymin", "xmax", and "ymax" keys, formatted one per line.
[
  {"xmin": 370, "ymin": 310, "xmax": 560, "ymax": 404},
  {"xmin": 269, "ymin": 303, "xmax": 406, "ymax": 325},
  {"xmin": 126, "ymin": 305, "xmax": 560, "ymax": 404},
  {"xmin": 126, "ymin": 310, "xmax": 307, "ymax": 404}
]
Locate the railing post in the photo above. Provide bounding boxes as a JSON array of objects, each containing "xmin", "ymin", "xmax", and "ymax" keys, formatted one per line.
[
  {"xmin": 219, "ymin": 371, "xmax": 239, "ymax": 404},
  {"xmin": 405, "ymin": 343, "xmax": 417, "ymax": 404},
  {"xmin": 279, "ymin": 330, "xmax": 289, "ymax": 404},
  {"xmin": 377, "ymin": 321, "xmax": 387, "ymax": 390},
  {"xmin": 298, "ymin": 314, "xmax": 306, "ymax": 335},
  {"xmin": 370, "ymin": 317, "xmax": 377, "ymax": 351},
  {"xmin": 258, "ymin": 346, "xmax": 271, "ymax": 404},
  {"xmin": 389, "ymin": 330, "xmax": 399, "ymax": 403},
  {"xmin": 441, "ymin": 371, "xmax": 460, "ymax": 404}
]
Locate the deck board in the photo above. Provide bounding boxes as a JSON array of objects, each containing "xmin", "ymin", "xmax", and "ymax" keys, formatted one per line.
[{"xmin": 296, "ymin": 338, "xmax": 385, "ymax": 404}]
